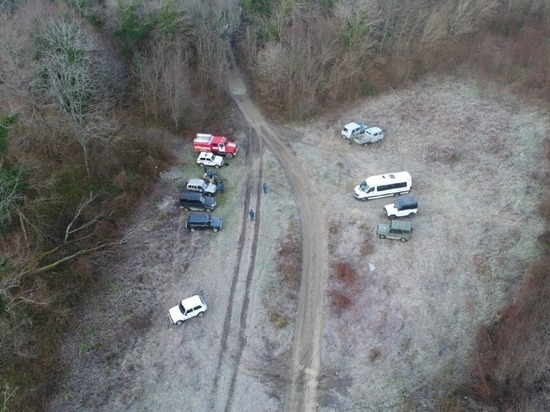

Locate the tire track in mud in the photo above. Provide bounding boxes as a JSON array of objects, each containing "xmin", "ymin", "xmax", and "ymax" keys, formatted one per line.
[
  {"xmin": 227, "ymin": 70, "xmax": 328, "ymax": 411},
  {"xmin": 210, "ymin": 124, "xmax": 264, "ymax": 411}
]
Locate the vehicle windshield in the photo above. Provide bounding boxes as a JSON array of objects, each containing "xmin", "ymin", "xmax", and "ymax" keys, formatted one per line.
[{"xmin": 359, "ymin": 182, "xmax": 370, "ymax": 192}]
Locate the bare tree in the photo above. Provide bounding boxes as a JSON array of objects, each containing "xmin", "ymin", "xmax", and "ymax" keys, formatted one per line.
[
  {"xmin": 39, "ymin": 17, "xmax": 111, "ymax": 176},
  {"xmin": 133, "ymin": 33, "xmax": 192, "ymax": 129},
  {"xmin": 162, "ymin": 42, "xmax": 191, "ymax": 131},
  {"xmin": 187, "ymin": 0, "xmax": 241, "ymax": 91},
  {"xmin": 0, "ymin": 192, "xmax": 128, "ymax": 312}
]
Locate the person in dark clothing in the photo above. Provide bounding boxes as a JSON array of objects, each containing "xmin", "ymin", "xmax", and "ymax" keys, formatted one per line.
[{"xmin": 249, "ymin": 209, "xmax": 255, "ymax": 222}]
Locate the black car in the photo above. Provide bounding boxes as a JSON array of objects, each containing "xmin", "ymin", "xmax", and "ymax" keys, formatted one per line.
[
  {"xmin": 179, "ymin": 191, "xmax": 217, "ymax": 211},
  {"xmin": 185, "ymin": 213, "xmax": 222, "ymax": 232}
]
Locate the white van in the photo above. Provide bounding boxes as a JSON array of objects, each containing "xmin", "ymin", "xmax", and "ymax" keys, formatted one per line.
[{"xmin": 354, "ymin": 172, "xmax": 412, "ymax": 201}]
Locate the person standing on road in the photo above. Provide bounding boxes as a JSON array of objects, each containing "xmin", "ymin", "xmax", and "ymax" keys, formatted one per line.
[
  {"xmin": 262, "ymin": 182, "xmax": 268, "ymax": 196},
  {"xmin": 249, "ymin": 209, "xmax": 255, "ymax": 222}
]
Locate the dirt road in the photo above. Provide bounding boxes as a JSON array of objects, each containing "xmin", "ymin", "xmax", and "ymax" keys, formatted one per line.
[{"xmin": 228, "ymin": 70, "xmax": 327, "ymax": 411}]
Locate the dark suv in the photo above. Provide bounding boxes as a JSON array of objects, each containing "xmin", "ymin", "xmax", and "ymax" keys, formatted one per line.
[
  {"xmin": 185, "ymin": 213, "xmax": 222, "ymax": 232},
  {"xmin": 377, "ymin": 220, "xmax": 413, "ymax": 242},
  {"xmin": 179, "ymin": 191, "xmax": 216, "ymax": 211}
]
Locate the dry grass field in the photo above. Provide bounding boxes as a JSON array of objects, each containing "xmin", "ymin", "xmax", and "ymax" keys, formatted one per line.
[{"xmin": 50, "ymin": 76, "xmax": 548, "ymax": 411}]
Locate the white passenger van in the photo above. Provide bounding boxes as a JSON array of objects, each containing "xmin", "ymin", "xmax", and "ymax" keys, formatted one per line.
[{"xmin": 354, "ymin": 171, "xmax": 412, "ymax": 201}]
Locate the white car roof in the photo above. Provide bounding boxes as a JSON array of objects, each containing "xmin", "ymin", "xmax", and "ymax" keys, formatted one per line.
[
  {"xmin": 181, "ymin": 295, "xmax": 204, "ymax": 309},
  {"xmin": 343, "ymin": 122, "xmax": 360, "ymax": 130}
]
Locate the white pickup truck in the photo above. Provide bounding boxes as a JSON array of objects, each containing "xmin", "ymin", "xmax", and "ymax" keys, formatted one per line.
[{"xmin": 341, "ymin": 122, "xmax": 384, "ymax": 146}]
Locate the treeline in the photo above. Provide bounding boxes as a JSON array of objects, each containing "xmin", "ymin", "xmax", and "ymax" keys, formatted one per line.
[
  {"xmin": 0, "ymin": 0, "xmax": 549, "ymax": 410},
  {"xmin": 239, "ymin": 0, "xmax": 550, "ymax": 118}
]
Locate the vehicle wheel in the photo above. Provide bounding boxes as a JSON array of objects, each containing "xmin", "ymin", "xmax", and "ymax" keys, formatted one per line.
[
  {"xmin": 176, "ymin": 320, "xmax": 183, "ymax": 326},
  {"xmin": 360, "ymin": 197, "xmax": 368, "ymax": 201},
  {"xmin": 206, "ymin": 208, "xmax": 213, "ymax": 212},
  {"xmin": 389, "ymin": 215, "xmax": 396, "ymax": 220},
  {"xmin": 212, "ymin": 228, "xmax": 218, "ymax": 233},
  {"xmin": 379, "ymin": 235, "xmax": 386, "ymax": 239},
  {"xmin": 400, "ymin": 238, "xmax": 408, "ymax": 242},
  {"xmin": 198, "ymin": 312, "xmax": 204, "ymax": 318},
  {"xmin": 394, "ymin": 192, "xmax": 400, "ymax": 197},
  {"xmin": 226, "ymin": 153, "xmax": 233, "ymax": 159},
  {"xmin": 190, "ymin": 228, "xmax": 196, "ymax": 232},
  {"xmin": 408, "ymin": 212, "xmax": 415, "ymax": 218},
  {"xmin": 215, "ymin": 165, "xmax": 220, "ymax": 169},
  {"xmin": 184, "ymin": 206, "xmax": 191, "ymax": 211},
  {"xmin": 199, "ymin": 163, "xmax": 205, "ymax": 167}
]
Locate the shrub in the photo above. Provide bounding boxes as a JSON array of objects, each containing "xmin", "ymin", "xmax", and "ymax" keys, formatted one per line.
[{"xmin": 329, "ymin": 289, "xmax": 352, "ymax": 315}]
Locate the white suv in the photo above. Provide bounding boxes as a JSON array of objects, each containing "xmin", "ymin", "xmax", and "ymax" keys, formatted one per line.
[
  {"xmin": 169, "ymin": 295, "xmax": 207, "ymax": 325},
  {"xmin": 186, "ymin": 178, "xmax": 217, "ymax": 196},
  {"xmin": 197, "ymin": 152, "xmax": 224, "ymax": 168},
  {"xmin": 383, "ymin": 196, "xmax": 418, "ymax": 219}
]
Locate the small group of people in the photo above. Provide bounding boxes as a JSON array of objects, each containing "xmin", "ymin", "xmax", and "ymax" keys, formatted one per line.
[
  {"xmin": 202, "ymin": 170, "xmax": 218, "ymax": 184},
  {"xmin": 201, "ymin": 168, "xmax": 224, "ymax": 193}
]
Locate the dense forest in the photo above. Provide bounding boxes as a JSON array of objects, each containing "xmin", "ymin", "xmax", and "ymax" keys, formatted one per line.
[{"xmin": 0, "ymin": 0, "xmax": 549, "ymax": 410}]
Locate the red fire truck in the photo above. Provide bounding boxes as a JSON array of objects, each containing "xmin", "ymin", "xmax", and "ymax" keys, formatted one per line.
[{"xmin": 193, "ymin": 133, "xmax": 238, "ymax": 158}]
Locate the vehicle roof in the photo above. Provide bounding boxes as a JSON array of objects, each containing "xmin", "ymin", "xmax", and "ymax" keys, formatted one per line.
[
  {"xmin": 181, "ymin": 295, "xmax": 204, "ymax": 308},
  {"xmin": 395, "ymin": 196, "xmax": 417, "ymax": 208},
  {"xmin": 188, "ymin": 178, "xmax": 206, "ymax": 185},
  {"xmin": 390, "ymin": 220, "xmax": 412, "ymax": 230},
  {"xmin": 180, "ymin": 191, "xmax": 203, "ymax": 200},
  {"xmin": 195, "ymin": 133, "xmax": 212, "ymax": 140},
  {"xmin": 210, "ymin": 135, "xmax": 227, "ymax": 143},
  {"xmin": 365, "ymin": 171, "xmax": 411, "ymax": 184},
  {"xmin": 343, "ymin": 122, "xmax": 360, "ymax": 130},
  {"xmin": 366, "ymin": 126, "xmax": 382, "ymax": 133},
  {"xmin": 187, "ymin": 213, "xmax": 210, "ymax": 223}
]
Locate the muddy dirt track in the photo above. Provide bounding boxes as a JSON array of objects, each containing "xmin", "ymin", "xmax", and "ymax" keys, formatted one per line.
[{"xmin": 227, "ymin": 70, "xmax": 327, "ymax": 411}]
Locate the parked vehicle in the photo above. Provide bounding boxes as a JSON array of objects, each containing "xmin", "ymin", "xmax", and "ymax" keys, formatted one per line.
[
  {"xmin": 341, "ymin": 122, "xmax": 384, "ymax": 145},
  {"xmin": 377, "ymin": 220, "xmax": 413, "ymax": 242},
  {"xmin": 185, "ymin": 213, "xmax": 222, "ymax": 232},
  {"xmin": 194, "ymin": 133, "xmax": 238, "ymax": 158},
  {"xmin": 197, "ymin": 152, "xmax": 224, "ymax": 168},
  {"xmin": 169, "ymin": 295, "xmax": 207, "ymax": 325},
  {"xmin": 384, "ymin": 196, "xmax": 418, "ymax": 219},
  {"xmin": 354, "ymin": 171, "xmax": 412, "ymax": 201},
  {"xmin": 185, "ymin": 178, "xmax": 217, "ymax": 196},
  {"xmin": 179, "ymin": 191, "xmax": 216, "ymax": 211}
]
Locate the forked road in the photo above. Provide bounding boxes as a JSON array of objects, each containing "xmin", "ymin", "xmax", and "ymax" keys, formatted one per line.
[{"xmin": 227, "ymin": 71, "xmax": 328, "ymax": 411}]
